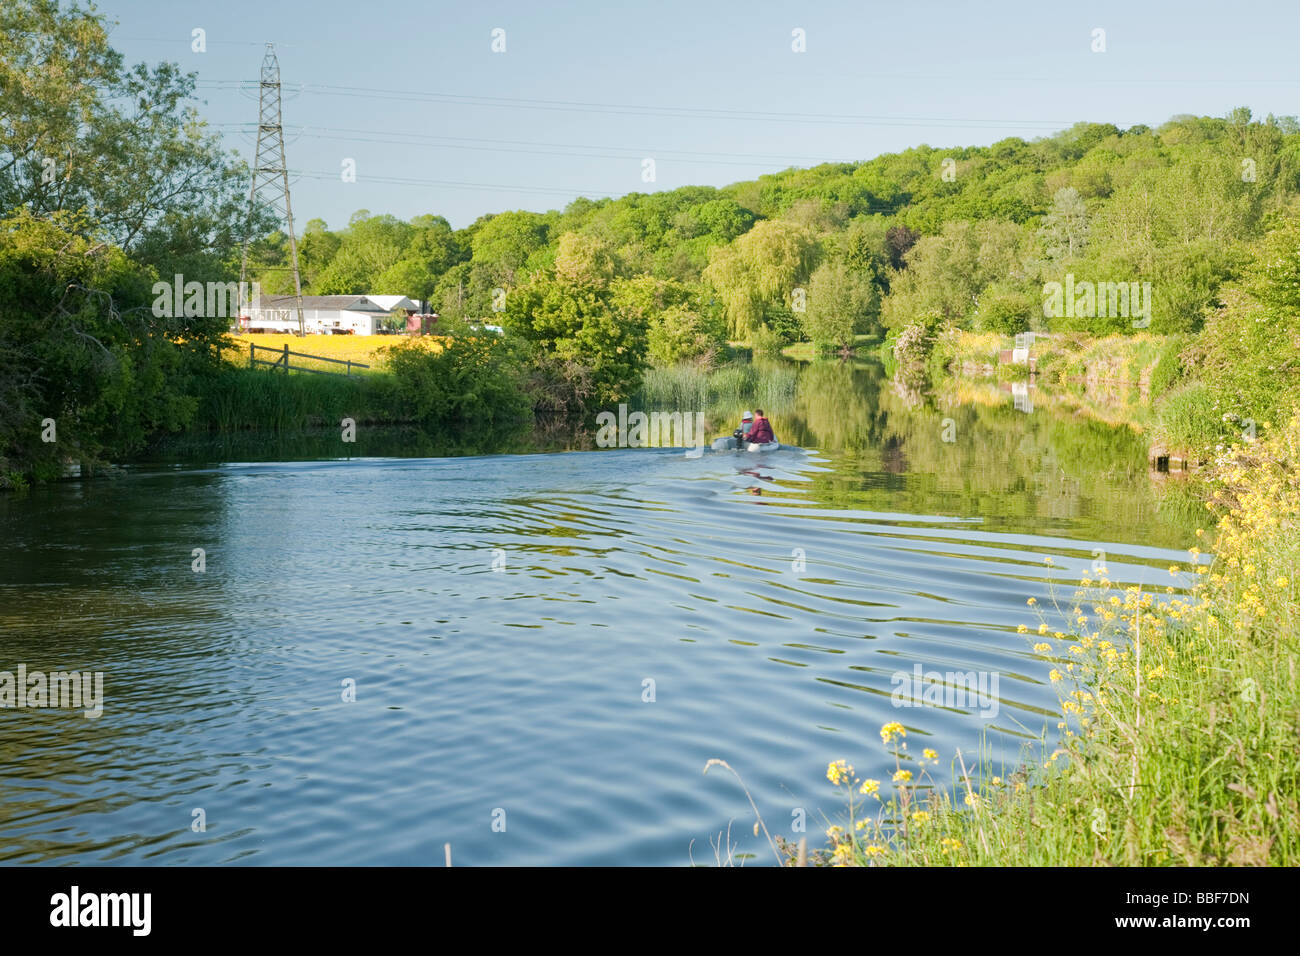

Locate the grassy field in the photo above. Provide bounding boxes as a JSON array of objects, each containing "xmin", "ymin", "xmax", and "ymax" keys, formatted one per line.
[
  {"xmin": 800, "ymin": 411, "xmax": 1300, "ymax": 866},
  {"xmin": 222, "ymin": 334, "xmax": 444, "ymax": 374}
]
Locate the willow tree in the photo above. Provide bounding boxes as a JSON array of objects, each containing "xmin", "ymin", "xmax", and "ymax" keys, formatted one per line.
[{"xmin": 702, "ymin": 219, "xmax": 819, "ymax": 338}]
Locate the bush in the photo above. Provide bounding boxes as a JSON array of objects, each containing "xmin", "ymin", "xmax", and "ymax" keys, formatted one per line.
[
  {"xmin": 973, "ymin": 285, "xmax": 1036, "ymax": 335},
  {"xmin": 891, "ymin": 321, "xmax": 935, "ymax": 369},
  {"xmin": 751, "ymin": 322, "xmax": 789, "ymax": 356},
  {"xmin": 1148, "ymin": 334, "xmax": 1189, "ymax": 396},
  {"xmin": 1153, "ymin": 380, "xmax": 1224, "ymax": 451},
  {"xmin": 647, "ymin": 303, "xmax": 726, "ymax": 365},
  {"xmin": 384, "ymin": 335, "xmax": 532, "ymax": 434}
]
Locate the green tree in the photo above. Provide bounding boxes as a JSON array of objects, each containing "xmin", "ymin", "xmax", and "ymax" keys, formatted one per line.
[
  {"xmin": 314, "ymin": 213, "xmax": 413, "ymax": 294},
  {"xmin": 504, "ymin": 278, "xmax": 648, "ymax": 407},
  {"xmin": 1040, "ymin": 187, "xmax": 1090, "ymax": 261},
  {"xmin": 703, "ymin": 219, "xmax": 819, "ymax": 338},
  {"xmin": 803, "ymin": 261, "xmax": 879, "ymax": 349},
  {"xmin": 554, "ymin": 232, "xmax": 617, "ymax": 289}
]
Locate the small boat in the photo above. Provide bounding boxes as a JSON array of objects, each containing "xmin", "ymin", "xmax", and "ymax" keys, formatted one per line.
[{"xmin": 709, "ymin": 436, "xmax": 797, "ymax": 453}]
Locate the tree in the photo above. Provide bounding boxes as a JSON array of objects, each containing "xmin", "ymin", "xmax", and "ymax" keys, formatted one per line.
[
  {"xmin": 554, "ymin": 232, "xmax": 617, "ymax": 289},
  {"xmin": 1, "ymin": 1, "xmax": 251, "ymax": 264},
  {"xmin": 702, "ymin": 219, "xmax": 819, "ymax": 338},
  {"xmin": 1040, "ymin": 187, "xmax": 1090, "ymax": 261},
  {"xmin": 802, "ymin": 261, "xmax": 879, "ymax": 349},
  {"xmin": 469, "ymin": 211, "xmax": 552, "ymax": 288},
  {"xmin": 374, "ymin": 218, "xmax": 466, "ymax": 304},
  {"xmin": 882, "ymin": 219, "xmax": 1027, "ymax": 329},
  {"xmin": 314, "ymin": 213, "xmax": 413, "ymax": 294},
  {"xmin": 0, "ymin": 211, "xmax": 196, "ymax": 479},
  {"xmin": 504, "ymin": 277, "xmax": 649, "ymax": 407}
]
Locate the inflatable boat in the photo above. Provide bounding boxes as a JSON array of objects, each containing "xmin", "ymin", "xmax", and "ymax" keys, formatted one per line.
[{"xmin": 709, "ymin": 435, "xmax": 798, "ymax": 453}]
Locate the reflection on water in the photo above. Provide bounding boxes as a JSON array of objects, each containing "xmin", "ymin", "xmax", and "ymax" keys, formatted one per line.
[{"xmin": 0, "ymin": 360, "xmax": 1199, "ymax": 865}]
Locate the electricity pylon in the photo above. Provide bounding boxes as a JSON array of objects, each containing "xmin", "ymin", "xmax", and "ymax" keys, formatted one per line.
[{"xmin": 239, "ymin": 43, "xmax": 305, "ymax": 335}]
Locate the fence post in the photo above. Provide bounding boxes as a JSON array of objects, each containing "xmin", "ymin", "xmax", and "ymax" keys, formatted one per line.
[
  {"xmin": 283, "ymin": 342, "xmax": 289, "ymax": 373},
  {"xmin": 346, "ymin": 359, "xmax": 352, "ymax": 376},
  {"xmin": 249, "ymin": 341, "xmax": 254, "ymax": 368}
]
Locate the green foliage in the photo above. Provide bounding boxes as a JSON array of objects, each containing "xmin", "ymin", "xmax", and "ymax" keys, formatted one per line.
[
  {"xmin": 1039, "ymin": 186, "xmax": 1090, "ymax": 260},
  {"xmin": 1169, "ymin": 214, "xmax": 1300, "ymax": 443},
  {"xmin": 1, "ymin": 0, "xmax": 253, "ymax": 263},
  {"xmin": 882, "ymin": 220, "xmax": 1027, "ymax": 330},
  {"xmin": 635, "ymin": 360, "xmax": 797, "ymax": 411},
  {"xmin": 383, "ymin": 336, "xmax": 532, "ymax": 434},
  {"xmin": 1154, "ymin": 380, "xmax": 1224, "ymax": 450},
  {"xmin": 10, "ymin": 3, "xmax": 1300, "ymax": 492},
  {"xmin": 703, "ymin": 219, "xmax": 819, "ymax": 337},
  {"xmin": 234, "ymin": 108, "xmax": 1300, "ymax": 375},
  {"xmin": 0, "ymin": 211, "xmax": 204, "ymax": 472},
  {"xmin": 973, "ymin": 282, "xmax": 1037, "ymax": 334},
  {"xmin": 1148, "ymin": 334, "xmax": 1189, "ymax": 395},
  {"xmin": 192, "ymin": 365, "xmax": 396, "ymax": 432},
  {"xmin": 647, "ymin": 304, "xmax": 726, "ymax": 365},
  {"xmin": 504, "ymin": 276, "xmax": 649, "ymax": 407},
  {"xmin": 0, "ymin": 1, "xmax": 264, "ymax": 480},
  {"xmin": 802, "ymin": 260, "xmax": 879, "ymax": 349}
]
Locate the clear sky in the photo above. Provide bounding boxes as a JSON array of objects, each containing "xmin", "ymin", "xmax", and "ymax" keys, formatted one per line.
[{"xmin": 99, "ymin": 0, "xmax": 1300, "ymax": 230}]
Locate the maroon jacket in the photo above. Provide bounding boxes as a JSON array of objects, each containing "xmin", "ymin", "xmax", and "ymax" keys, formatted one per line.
[{"xmin": 748, "ymin": 417, "xmax": 775, "ymax": 444}]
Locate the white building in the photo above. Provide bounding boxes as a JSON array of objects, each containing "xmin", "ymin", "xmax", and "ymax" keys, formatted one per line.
[{"xmin": 240, "ymin": 295, "xmax": 417, "ymax": 335}]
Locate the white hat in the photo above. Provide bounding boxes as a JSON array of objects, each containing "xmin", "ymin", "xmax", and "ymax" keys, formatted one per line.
[{"xmin": 742, "ymin": 410, "xmax": 753, "ymax": 420}]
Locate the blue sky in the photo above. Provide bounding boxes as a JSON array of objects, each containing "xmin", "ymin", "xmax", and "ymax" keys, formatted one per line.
[{"xmin": 100, "ymin": 0, "xmax": 1300, "ymax": 229}]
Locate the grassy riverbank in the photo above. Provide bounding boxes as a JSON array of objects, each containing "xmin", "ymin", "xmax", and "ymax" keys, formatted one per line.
[
  {"xmin": 184, "ymin": 334, "xmax": 532, "ymax": 437},
  {"xmin": 924, "ymin": 327, "xmax": 1276, "ymax": 462},
  {"xmin": 808, "ymin": 410, "xmax": 1300, "ymax": 866}
]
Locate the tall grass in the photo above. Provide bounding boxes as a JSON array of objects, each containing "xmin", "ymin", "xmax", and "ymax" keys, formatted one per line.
[
  {"xmin": 635, "ymin": 361, "xmax": 798, "ymax": 411},
  {"xmin": 1154, "ymin": 381, "xmax": 1225, "ymax": 453},
  {"xmin": 807, "ymin": 411, "xmax": 1300, "ymax": 866},
  {"xmin": 194, "ymin": 366, "xmax": 402, "ymax": 432}
]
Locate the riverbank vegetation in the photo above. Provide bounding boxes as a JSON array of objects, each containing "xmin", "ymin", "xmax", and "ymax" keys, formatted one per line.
[{"xmin": 809, "ymin": 411, "xmax": 1299, "ymax": 866}]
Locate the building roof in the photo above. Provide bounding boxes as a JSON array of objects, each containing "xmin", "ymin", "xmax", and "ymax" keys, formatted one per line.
[
  {"xmin": 253, "ymin": 295, "xmax": 396, "ymax": 314},
  {"xmin": 365, "ymin": 295, "xmax": 417, "ymax": 312}
]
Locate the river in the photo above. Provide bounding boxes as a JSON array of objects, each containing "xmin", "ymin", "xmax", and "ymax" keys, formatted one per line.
[{"xmin": 0, "ymin": 360, "xmax": 1201, "ymax": 865}]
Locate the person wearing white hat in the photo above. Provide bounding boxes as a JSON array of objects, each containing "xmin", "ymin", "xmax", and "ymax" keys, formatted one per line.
[{"xmin": 731, "ymin": 411, "xmax": 754, "ymax": 447}]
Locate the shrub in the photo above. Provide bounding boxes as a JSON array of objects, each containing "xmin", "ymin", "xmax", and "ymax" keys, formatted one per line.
[
  {"xmin": 647, "ymin": 303, "xmax": 727, "ymax": 365},
  {"xmin": 384, "ymin": 334, "xmax": 532, "ymax": 434}
]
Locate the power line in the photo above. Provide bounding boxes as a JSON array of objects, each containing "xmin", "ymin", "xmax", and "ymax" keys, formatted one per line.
[
  {"xmin": 288, "ymin": 169, "xmax": 620, "ymax": 197},
  {"xmin": 284, "ymin": 169, "xmax": 912, "ymax": 217},
  {"xmin": 213, "ymin": 122, "xmax": 860, "ymax": 168},
  {"xmin": 195, "ymin": 79, "xmax": 1077, "ymax": 130}
]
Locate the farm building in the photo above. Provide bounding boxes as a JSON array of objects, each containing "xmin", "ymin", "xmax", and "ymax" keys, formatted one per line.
[{"xmin": 239, "ymin": 295, "xmax": 418, "ymax": 335}]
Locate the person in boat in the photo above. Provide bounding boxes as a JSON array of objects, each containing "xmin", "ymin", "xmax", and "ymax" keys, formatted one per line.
[
  {"xmin": 747, "ymin": 409, "xmax": 776, "ymax": 445},
  {"xmin": 731, "ymin": 411, "xmax": 754, "ymax": 447}
]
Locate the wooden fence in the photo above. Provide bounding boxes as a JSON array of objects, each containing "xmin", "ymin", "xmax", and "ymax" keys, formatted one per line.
[{"xmin": 248, "ymin": 342, "xmax": 369, "ymax": 377}]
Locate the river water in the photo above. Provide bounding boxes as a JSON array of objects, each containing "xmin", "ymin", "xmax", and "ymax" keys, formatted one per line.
[{"xmin": 0, "ymin": 361, "xmax": 1201, "ymax": 865}]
